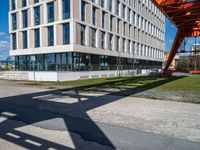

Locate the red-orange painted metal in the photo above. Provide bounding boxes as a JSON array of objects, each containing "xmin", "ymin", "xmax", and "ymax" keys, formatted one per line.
[{"xmin": 152, "ymin": 0, "xmax": 200, "ymax": 74}]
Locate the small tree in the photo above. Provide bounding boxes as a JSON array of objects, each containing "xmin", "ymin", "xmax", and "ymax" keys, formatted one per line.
[{"xmin": 5, "ymin": 56, "xmax": 12, "ymax": 70}]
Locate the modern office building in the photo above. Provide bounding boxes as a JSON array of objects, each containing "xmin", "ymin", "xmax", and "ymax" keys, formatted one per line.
[{"xmin": 9, "ymin": 0, "xmax": 165, "ymax": 81}]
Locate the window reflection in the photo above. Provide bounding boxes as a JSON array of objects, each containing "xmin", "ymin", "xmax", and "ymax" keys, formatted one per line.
[{"xmin": 15, "ymin": 52, "xmax": 161, "ymax": 71}]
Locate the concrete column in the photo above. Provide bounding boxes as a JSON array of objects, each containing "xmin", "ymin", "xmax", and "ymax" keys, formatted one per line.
[
  {"xmin": 119, "ymin": 2, "xmax": 122, "ymax": 18},
  {"xmin": 125, "ymin": 6, "xmax": 128, "ymax": 21},
  {"xmin": 130, "ymin": 41, "xmax": 133, "ymax": 54},
  {"xmin": 17, "ymin": 32, "xmax": 23, "ymax": 49},
  {"xmin": 56, "ymin": 24, "xmax": 63, "ymax": 45},
  {"xmin": 29, "ymin": 30, "xmax": 34, "ymax": 48},
  {"xmin": 41, "ymin": 27, "xmax": 48, "ymax": 47},
  {"xmin": 44, "ymin": 3, "xmax": 47, "ymax": 24},
  {"xmin": 40, "ymin": 28, "xmax": 43, "ymax": 48},
  {"xmin": 112, "ymin": 0, "xmax": 116, "ymax": 14},
  {"xmin": 88, "ymin": 27, "xmax": 92, "ymax": 47},
  {"xmin": 119, "ymin": 37, "xmax": 123, "ymax": 52},
  {"xmin": 96, "ymin": 30, "xmax": 100, "ymax": 48},
  {"xmin": 113, "ymin": 17, "xmax": 117, "ymax": 33},
  {"xmin": 10, "ymin": 34, "xmax": 13, "ymax": 50},
  {"xmin": 96, "ymin": 8, "xmax": 101, "ymax": 28},
  {"xmin": 76, "ymin": 23, "xmax": 81, "ymax": 44},
  {"xmin": 85, "ymin": 26, "xmax": 89, "ymax": 46},
  {"xmin": 27, "ymin": 0, "xmax": 29, "ymax": 5},
  {"xmin": 30, "ymin": 7, "xmax": 34, "ymax": 26},
  {"xmin": 9, "ymin": 13, "xmax": 12, "ymax": 32},
  {"xmin": 85, "ymin": 3, "xmax": 91, "ymax": 24},
  {"xmin": 105, "ymin": 33, "xmax": 109, "ymax": 50},
  {"xmin": 58, "ymin": 0, "xmax": 63, "ymax": 20},
  {"xmin": 53, "ymin": 25, "xmax": 57, "ymax": 46},
  {"xmin": 72, "ymin": 0, "xmax": 79, "ymax": 19},
  {"xmin": 16, "ymin": 32, "xmax": 19, "ymax": 49},
  {"xmin": 96, "ymin": 0, "xmax": 100, "ymax": 5},
  {"xmin": 125, "ymin": 39, "xmax": 128, "ymax": 53},
  {"xmin": 16, "ymin": 0, "xmax": 21, "ymax": 9},
  {"xmin": 54, "ymin": 0, "xmax": 59, "ymax": 21},
  {"xmin": 9, "ymin": 0, "xmax": 12, "ymax": 11},
  {"xmin": 105, "ymin": 0, "xmax": 109, "ymax": 10},
  {"xmin": 105, "ymin": 13, "xmax": 110, "ymax": 31},
  {"xmin": 27, "ymin": 30, "xmax": 30, "ymax": 48},
  {"xmin": 70, "ymin": 21, "xmax": 76, "ymax": 44},
  {"xmin": 40, "ymin": 5, "xmax": 44, "ymax": 24}
]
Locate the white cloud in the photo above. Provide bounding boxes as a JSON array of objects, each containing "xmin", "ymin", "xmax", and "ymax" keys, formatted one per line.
[
  {"xmin": 0, "ymin": 32, "xmax": 6, "ymax": 37},
  {"xmin": 170, "ymin": 24, "xmax": 176, "ymax": 29},
  {"xmin": 0, "ymin": 40, "xmax": 10, "ymax": 51},
  {"xmin": 168, "ymin": 39, "xmax": 173, "ymax": 43},
  {"xmin": 0, "ymin": 32, "xmax": 10, "ymax": 40}
]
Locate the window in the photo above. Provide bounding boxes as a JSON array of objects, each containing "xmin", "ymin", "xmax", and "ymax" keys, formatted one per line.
[
  {"xmin": 22, "ymin": 10, "xmax": 28, "ymax": 28},
  {"xmin": 63, "ymin": 0, "xmax": 70, "ymax": 19},
  {"xmin": 12, "ymin": 0, "xmax": 16, "ymax": 10},
  {"xmin": 116, "ymin": 0, "xmax": 119, "ymax": 16},
  {"xmin": 99, "ymin": 55, "xmax": 108, "ymax": 70},
  {"xmin": 109, "ymin": 0, "xmax": 112, "ymax": 12},
  {"xmin": 12, "ymin": 33, "xmax": 17, "ymax": 50},
  {"xmin": 45, "ymin": 53, "xmax": 56, "ymax": 71},
  {"xmin": 80, "ymin": 25, "xmax": 85, "ymax": 45},
  {"xmin": 47, "ymin": 2, "xmax": 54, "ymax": 23},
  {"xmin": 102, "ymin": 11, "xmax": 105, "ymax": 29},
  {"xmin": 63, "ymin": 23, "xmax": 70, "ymax": 44},
  {"xmin": 92, "ymin": 28, "xmax": 96, "ymax": 47},
  {"xmin": 34, "ymin": 6, "xmax": 40, "ymax": 25},
  {"xmin": 101, "ymin": 0, "xmax": 104, "ymax": 8},
  {"xmin": 12, "ymin": 13, "xmax": 17, "ymax": 30},
  {"xmin": 81, "ymin": 1, "xmax": 85, "ymax": 21},
  {"xmin": 101, "ymin": 31, "xmax": 105, "ymax": 49},
  {"xmin": 109, "ymin": 34, "xmax": 113, "ymax": 50},
  {"xmin": 34, "ymin": 0, "xmax": 39, "ymax": 4},
  {"xmin": 92, "ymin": 7, "xmax": 96, "ymax": 25},
  {"xmin": 23, "ymin": 31, "xmax": 28, "ymax": 49},
  {"xmin": 34, "ymin": 28, "xmax": 40, "ymax": 48},
  {"xmin": 110, "ymin": 16, "xmax": 113, "ymax": 31},
  {"xmin": 48, "ymin": 26, "xmax": 54, "ymax": 46},
  {"xmin": 22, "ymin": 0, "xmax": 27, "ymax": 7}
]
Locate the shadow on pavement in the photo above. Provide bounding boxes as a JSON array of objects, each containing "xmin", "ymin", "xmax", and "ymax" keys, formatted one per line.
[{"xmin": 0, "ymin": 77, "xmax": 184, "ymax": 149}]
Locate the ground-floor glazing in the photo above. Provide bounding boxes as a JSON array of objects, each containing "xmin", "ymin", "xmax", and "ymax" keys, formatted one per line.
[{"xmin": 15, "ymin": 52, "xmax": 162, "ymax": 71}]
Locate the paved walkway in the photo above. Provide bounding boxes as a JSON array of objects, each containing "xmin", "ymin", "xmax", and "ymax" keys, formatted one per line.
[{"xmin": 0, "ymin": 80, "xmax": 200, "ymax": 149}]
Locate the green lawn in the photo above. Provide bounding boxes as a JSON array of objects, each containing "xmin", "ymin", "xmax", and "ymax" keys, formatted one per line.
[
  {"xmin": 27, "ymin": 76, "xmax": 200, "ymax": 93},
  {"xmin": 158, "ymin": 76, "xmax": 200, "ymax": 93}
]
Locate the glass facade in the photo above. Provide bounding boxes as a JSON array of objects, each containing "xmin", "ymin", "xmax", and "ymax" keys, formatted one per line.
[
  {"xmin": 63, "ymin": 0, "xmax": 70, "ymax": 19},
  {"xmin": 12, "ymin": 14, "xmax": 17, "ymax": 30},
  {"xmin": 34, "ymin": 0, "xmax": 39, "ymax": 4},
  {"xmin": 12, "ymin": 33, "xmax": 17, "ymax": 50},
  {"xmin": 15, "ymin": 52, "xmax": 162, "ymax": 71},
  {"xmin": 34, "ymin": 6, "xmax": 40, "ymax": 25},
  {"xmin": 10, "ymin": 0, "xmax": 165, "ymax": 74},
  {"xmin": 22, "ymin": 10, "xmax": 28, "ymax": 28},
  {"xmin": 23, "ymin": 31, "xmax": 28, "ymax": 49},
  {"xmin": 12, "ymin": 0, "xmax": 16, "ymax": 10},
  {"xmin": 48, "ymin": 26, "xmax": 54, "ymax": 46},
  {"xmin": 47, "ymin": 2, "xmax": 54, "ymax": 23},
  {"xmin": 34, "ymin": 28, "xmax": 40, "ymax": 47},
  {"xmin": 63, "ymin": 23, "xmax": 70, "ymax": 44},
  {"xmin": 81, "ymin": 1, "xmax": 85, "ymax": 22},
  {"xmin": 80, "ymin": 25, "xmax": 85, "ymax": 45},
  {"xmin": 22, "ymin": 0, "xmax": 27, "ymax": 7}
]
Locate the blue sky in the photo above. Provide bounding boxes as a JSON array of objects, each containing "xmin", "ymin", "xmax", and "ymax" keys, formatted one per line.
[{"xmin": 0, "ymin": 0, "xmax": 177, "ymax": 60}]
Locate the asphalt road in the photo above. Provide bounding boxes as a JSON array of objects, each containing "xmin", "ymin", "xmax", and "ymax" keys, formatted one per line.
[{"xmin": 0, "ymin": 80, "xmax": 200, "ymax": 150}]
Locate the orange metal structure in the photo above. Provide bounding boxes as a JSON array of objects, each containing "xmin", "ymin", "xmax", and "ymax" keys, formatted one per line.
[{"xmin": 152, "ymin": 0, "xmax": 200, "ymax": 74}]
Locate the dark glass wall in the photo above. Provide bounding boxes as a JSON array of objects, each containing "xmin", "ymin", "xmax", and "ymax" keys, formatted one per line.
[{"xmin": 15, "ymin": 52, "xmax": 162, "ymax": 71}]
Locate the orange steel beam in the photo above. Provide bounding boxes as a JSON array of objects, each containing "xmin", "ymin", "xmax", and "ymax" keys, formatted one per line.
[
  {"xmin": 165, "ymin": 29, "xmax": 185, "ymax": 72},
  {"xmin": 152, "ymin": 0, "xmax": 200, "ymax": 74}
]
